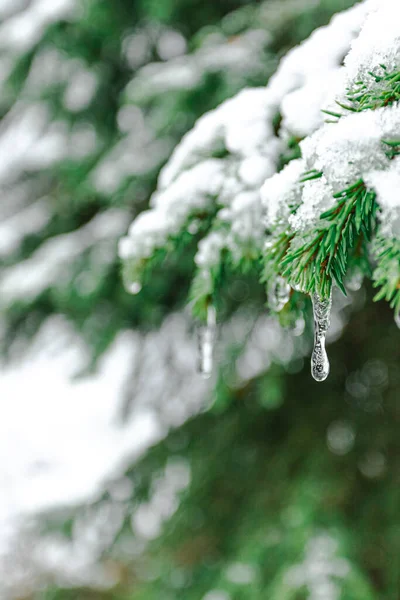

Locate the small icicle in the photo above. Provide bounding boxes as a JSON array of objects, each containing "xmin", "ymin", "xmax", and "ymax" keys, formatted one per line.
[
  {"xmin": 267, "ymin": 276, "xmax": 291, "ymax": 312},
  {"xmin": 197, "ymin": 305, "xmax": 217, "ymax": 379},
  {"xmin": 311, "ymin": 292, "xmax": 332, "ymax": 382}
]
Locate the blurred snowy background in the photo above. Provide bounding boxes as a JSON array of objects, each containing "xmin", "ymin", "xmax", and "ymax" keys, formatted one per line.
[
  {"xmin": 0, "ymin": 0, "xmax": 297, "ymax": 594},
  {"xmin": 1, "ymin": 1, "xmax": 396, "ymax": 599}
]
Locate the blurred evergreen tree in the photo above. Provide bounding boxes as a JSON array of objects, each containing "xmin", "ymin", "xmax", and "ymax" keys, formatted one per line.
[
  {"xmin": 1, "ymin": 1, "xmax": 398, "ymax": 599},
  {"xmin": 0, "ymin": 0, "xmax": 356, "ymax": 363}
]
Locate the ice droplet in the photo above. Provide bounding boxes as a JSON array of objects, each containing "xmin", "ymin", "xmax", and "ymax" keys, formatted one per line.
[
  {"xmin": 311, "ymin": 292, "xmax": 332, "ymax": 382},
  {"xmin": 395, "ymin": 311, "xmax": 400, "ymax": 329},
  {"xmin": 128, "ymin": 281, "xmax": 142, "ymax": 295},
  {"xmin": 197, "ymin": 305, "xmax": 217, "ymax": 379},
  {"xmin": 267, "ymin": 276, "xmax": 291, "ymax": 312}
]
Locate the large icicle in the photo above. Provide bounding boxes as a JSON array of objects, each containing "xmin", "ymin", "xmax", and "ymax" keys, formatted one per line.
[{"xmin": 311, "ymin": 292, "xmax": 332, "ymax": 382}]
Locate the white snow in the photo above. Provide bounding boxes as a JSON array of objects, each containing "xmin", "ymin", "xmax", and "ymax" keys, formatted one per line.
[
  {"xmin": 0, "ymin": 0, "xmax": 77, "ymax": 53},
  {"xmin": 121, "ymin": 1, "xmax": 369, "ymax": 285},
  {"xmin": 195, "ymin": 230, "xmax": 227, "ymax": 270},
  {"xmin": 0, "ymin": 210, "xmax": 130, "ymax": 304},
  {"xmin": 159, "ymin": 87, "xmax": 279, "ymax": 189},
  {"xmin": 0, "ymin": 299, "xmax": 333, "ymax": 597},
  {"xmin": 261, "ymin": 1, "xmax": 400, "ymax": 237},
  {"xmin": 120, "ymin": 86, "xmax": 282, "ymax": 273},
  {"xmin": 0, "ymin": 311, "xmax": 210, "ymax": 597},
  {"xmin": 120, "ymin": 159, "xmax": 226, "ymax": 262},
  {"xmin": 343, "ymin": 0, "xmax": 400, "ymax": 89},
  {"xmin": 63, "ymin": 67, "xmax": 98, "ymax": 113},
  {"xmin": 365, "ymin": 157, "xmax": 400, "ymax": 238},
  {"xmin": 262, "ymin": 159, "xmax": 304, "ymax": 230},
  {"xmin": 156, "ymin": 29, "xmax": 187, "ymax": 61},
  {"xmin": 289, "ymin": 176, "xmax": 335, "ymax": 232},
  {"xmin": 365, "ymin": 158, "xmax": 400, "ymax": 211},
  {"xmin": 268, "ymin": 1, "xmax": 368, "ymax": 137},
  {"xmin": 300, "ymin": 107, "xmax": 396, "ymax": 192},
  {"xmin": 0, "ymin": 320, "xmax": 159, "ymax": 515},
  {"xmin": 0, "ymin": 318, "xmax": 160, "ymax": 596},
  {"xmin": 0, "ymin": 198, "xmax": 51, "ymax": 258}
]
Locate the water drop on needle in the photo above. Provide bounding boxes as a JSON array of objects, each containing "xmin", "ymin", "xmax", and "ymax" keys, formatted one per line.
[
  {"xmin": 268, "ymin": 276, "xmax": 291, "ymax": 312},
  {"xmin": 311, "ymin": 292, "xmax": 332, "ymax": 382}
]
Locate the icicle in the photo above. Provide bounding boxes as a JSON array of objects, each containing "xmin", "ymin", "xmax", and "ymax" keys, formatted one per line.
[
  {"xmin": 267, "ymin": 276, "xmax": 291, "ymax": 312},
  {"xmin": 311, "ymin": 292, "xmax": 332, "ymax": 382},
  {"xmin": 395, "ymin": 312, "xmax": 400, "ymax": 329},
  {"xmin": 197, "ymin": 305, "xmax": 217, "ymax": 379}
]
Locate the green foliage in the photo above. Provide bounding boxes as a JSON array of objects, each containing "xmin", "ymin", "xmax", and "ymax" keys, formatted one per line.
[
  {"xmin": 278, "ymin": 135, "xmax": 303, "ymax": 170},
  {"xmin": 189, "ymin": 239, "xmax": 263, "ymax": 321},
  {"xmin": 263, "ymin": 66, "xmax": 400, "ymax": 303},
  {"xmin": 280, "ymin": 181, "xmax": 378, "ymax": 298},
  {"xmin": 0, "ymin": 0, "xmax": 273, "ymax": 358},
  {"xmin": 343, "ymin": 67, "xmax": 400, "ymax": 113},
  {"xmin": 4, "ymin": 1, "xmax": 400, "ymax": 599},
  {"xmin": 373, "ymin": 236, "xmax": 400, "ymax": 315},
  {"xmin": 93, "ymin": 297, "xmax": 399, "ymax": 600}
]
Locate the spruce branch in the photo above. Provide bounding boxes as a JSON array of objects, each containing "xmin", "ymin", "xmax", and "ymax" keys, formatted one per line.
[
  {"xmin": 322, "ymin": 67, "xmax": 400, "ymax": 125},
  {"xmin": 372, "ymin": 236, "xmax": 400, "ymax": 314},
  {"xmin": 299, "ymin": 169, "xmax": 323, "ymax": 183},
  {"xmin": 190, "ymin": 225, "xmax": 263, "ymax": 319},
  {"xmin": 121, "ymin": 4, "xmax": 400, "ymax": 328},
  {"xmin": 272, "ymin": 67, "xmax": 400, "ymax": 303},
  {"xmin": 322, "ymin": 66, "xmax": 400, "ymax": 124},
  {"xmin": 278, "ymin": 181, "xmax": 378, "ymax": 298},
  {"xmin": 382, "ymin": 139, "xmax": 400, "ymax": 160},
  {"xmin": 344, "ymin": 67, "xmax": 400, "ymax": 112},
  {"xmin": 121, "ymin": 211, "xmax": 216, "ymax": 293}
]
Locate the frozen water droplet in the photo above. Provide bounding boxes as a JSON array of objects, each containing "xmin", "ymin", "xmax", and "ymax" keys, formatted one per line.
[
  {"xmin": 128, "ymin": 281, "xmax": 142, "ymax": 295},
  {"xmin": 267, "ymin": 276, "xmax": 291, "ymax": 312},
  {"xmin": 197, "ymin": 305, "xmax": 217, "ymax": 379},
  {"xmin": 346, "ymin": 267, "xmax": 364, "ymax": 292},
  {"xmin": 395, "ymin": 312, "xmax": 400, "ymax": 329},
  {"xmin": 311, "ymin": 292, "xmax": 332, "ymax": 382}
]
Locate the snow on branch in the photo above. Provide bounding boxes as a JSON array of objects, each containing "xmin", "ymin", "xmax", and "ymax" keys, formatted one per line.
[
  {"xmin": 120, "ymin": 1, "xmax": 368, "ymax": 313},
  {"xmin": 120, "ymin": 0, "xmax": 400, "ymax": 383},
  {"xmin": 262, "ymin": 0, "xmax": 400, "ymax": 304}
]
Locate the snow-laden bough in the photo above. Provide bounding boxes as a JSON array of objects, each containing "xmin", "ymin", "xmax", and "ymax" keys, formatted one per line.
[{"xmin": 120, "ymin": 0, "xmax": 400, "ymax": 382}]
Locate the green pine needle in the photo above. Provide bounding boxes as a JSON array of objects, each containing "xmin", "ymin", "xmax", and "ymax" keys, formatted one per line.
[{"xmin": 277, "ymin": 181, "xmax": 378, "ymax": 299}]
